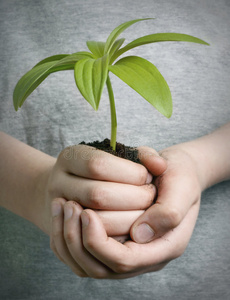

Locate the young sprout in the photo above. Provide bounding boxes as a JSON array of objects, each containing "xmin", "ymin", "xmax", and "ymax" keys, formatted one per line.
[{"xmin": 13, "ymin": 18, "xmax": 209, "ymax": 150}]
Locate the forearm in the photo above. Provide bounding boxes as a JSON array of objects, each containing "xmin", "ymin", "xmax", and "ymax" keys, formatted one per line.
[
  {"xmin": 0, "ymin": 131, "xmax": 55, "ymax": 229},
  {"xmin": 170, "ymin": 122, "xmax": 230, "ymax": 190}
]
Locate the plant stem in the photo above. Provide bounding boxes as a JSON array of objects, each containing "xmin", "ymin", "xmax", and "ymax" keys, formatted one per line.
[{"xmin": 106, "ymin": 75, "xmax": 117, "ymax": 151}]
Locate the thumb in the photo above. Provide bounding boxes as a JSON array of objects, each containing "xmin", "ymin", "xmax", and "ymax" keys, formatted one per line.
[
  {"xmin": 138, "ymin": 146, "xmax": 167, "ymax": 176},
  {"xmin": 130, "ymin": 203, "xmax": 181, "ymax": 243},
  {"xmin": 130, "ymin": 174, "xmax": 193, "ymax": 244},
  {"xmin": 130, "ymin": 164, "xmax": 198, "ymax": 243}
]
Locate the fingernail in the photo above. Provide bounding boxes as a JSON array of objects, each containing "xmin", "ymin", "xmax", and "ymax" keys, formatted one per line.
[
  {"xmin": 64, "ymin": 205, "xmax": 73, "ymax": 221},
  {"xmin": 51, "ymin": 202, "xmax": 62, "ymax": 217},
  {"xmin": 81, "ymin": 211, "xmax": 89, "ymax": 228},
  {"xmin": 134, "ymin": 223, "xmax": 155, "ymax": 243},
  {"xmin": 146, "ymin": 172, "xmax": 153, "ymax": 184}
]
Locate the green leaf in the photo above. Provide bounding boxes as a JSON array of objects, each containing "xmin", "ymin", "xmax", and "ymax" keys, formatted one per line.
[
  {"xmin": 13, "ymin": 51, "xmax": 94, "ymax": 110},
  {"xmin": 14, "ymin": 61, "xmax": 60, "ymax": 110},
  {"xmin": 53, "ymin": 51, "xmax": 94, "ymax": 68},
  {"xmin": 109, "ymin": 38, "xmax": 125, "ymax": 61},
  {"xmin": 86, "ymin": 39, "xmax": 125, "ymax": 61},
  {"xmin": 33, "ymin": 54, "xmax": 69, "ymax": 67},
  {"xmin": 87, "ymin": 41, "xmax": 105, "ymax": 58},
  {"xmin": 104, "ymin": 18, "xmax": 152, "ymax": 54},
  {"xmin": 114, "ymin": 33, "xmax": 209, "ymax": 60},
  {"xmin": 109, "ymin": 56, "xmax": 172, "ymax": 118},
  {"xmin": 34, "ymin": 51, "xmax": 94, "ymax": 68},
  {"xmin": 74, "ymin": 55, "xmax": 109, "ymax": 110}
]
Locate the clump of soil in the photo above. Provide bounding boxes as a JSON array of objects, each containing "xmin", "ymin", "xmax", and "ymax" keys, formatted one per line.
[{"xmin": 80, "ymin": 138, "xmax": 140, "ymax": 163}]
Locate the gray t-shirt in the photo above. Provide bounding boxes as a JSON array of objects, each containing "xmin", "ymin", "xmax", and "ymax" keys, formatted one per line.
[{"xmin": 0, "ymin": 0, "xmax": 229, "ymax": 299}]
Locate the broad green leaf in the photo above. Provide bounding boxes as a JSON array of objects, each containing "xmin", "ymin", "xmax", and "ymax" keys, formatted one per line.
[
  {"xmin": 34, "ymin": 51, "xmax": 94, "ymax": 68},
  {"xmin": 13, "ymin": 51, "xmax": 94, "ymax": 110},
  {"xmin": 104, "ymin": 18, "xmax": 152, "ymax": 54},
  {"xmin": 109, "ymin": 56, "xmax": 172, "ymax": 118},
  {"xmin": 53, "ymin": 51, "xmax": 94, "ymax": 68},
  {"xmin": 33, "ymin": 54, "xmax": 69, "ymax": 67},
  {"xmin": 74, "ymin": 55, "xmax": 109, "ymax": 110},
  {"xmin": 14, "ymin": 61, "xmax": 61, "ymax": 110},
  {"xmin": 114, "ymin": 33, "xmax": 209, "ymax": 60},
  {"xmin": 87, "ymin": 41, "xmax": 105, "ymax": 58}
]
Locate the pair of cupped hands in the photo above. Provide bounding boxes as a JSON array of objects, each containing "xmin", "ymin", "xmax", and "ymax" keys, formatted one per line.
[{"xmin": 44, "ymin": 143, "xmax": 201, "ymax": 279}]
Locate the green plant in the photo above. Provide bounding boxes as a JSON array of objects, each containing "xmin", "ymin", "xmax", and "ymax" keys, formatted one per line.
[{"xmin": 13, "ymin": 18, "xmax": 209, "ymax": 150}]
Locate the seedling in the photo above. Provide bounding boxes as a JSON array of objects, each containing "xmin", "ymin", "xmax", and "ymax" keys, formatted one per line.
[{"xmin": 13, "ymin": 18, "xmax": 209, "ymax": 150}]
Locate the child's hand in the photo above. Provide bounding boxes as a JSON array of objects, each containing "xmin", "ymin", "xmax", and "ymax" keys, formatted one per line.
[
  {"xmin": 130, "ymin": 146, "xmax": 202, "ymax": 243},
  {"xmin": 0, "ymin": 132, "xmax": 166, "ymax": 275},
  {"xmin": 46, "ymin": 144, "xmax": 167, "ymax": 275},
  {"xmin": 58, "ymin": 146, "xmax": 201, "ymax": 279},
  {"xmin": 45, "ymin": 144, "xmax": 166, "ymax": 222},
  {"xmin": 67, "ymin": 119, "xmax": 230, "ymax": 279},
  {"xmin": 46, "ymin": 144, "xmax": 162, "ymax": 211}
]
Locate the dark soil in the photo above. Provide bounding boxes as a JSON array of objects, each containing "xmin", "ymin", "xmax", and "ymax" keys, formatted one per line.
[{"xmin": 80, "ymin": 138, "xmax": 140, "ymax": 163}]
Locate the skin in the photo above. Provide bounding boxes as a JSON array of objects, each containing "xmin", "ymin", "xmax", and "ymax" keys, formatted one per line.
[
  {"xmin": 0, "ymin": 133, "xmax": 160, "ymax": 234},
  {"xmin": 0, "ymin": 122, "xmax": 230, "ymax": 279}
]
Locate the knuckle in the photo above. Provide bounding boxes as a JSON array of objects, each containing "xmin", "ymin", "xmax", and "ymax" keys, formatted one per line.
[
  {"xmin": 163, "ymin": 207, "xmax": 182, "ymax": 229},
  {"xmin": 112, "ymin": 260, "xmax": 133, "ymax": 274},
  {"xmin": 87, "ymin": 156, "xmax": 108, "ymax": 178},
  {"xmin": 64, "ymin": 230, "xmax": 75, "ymax": 245},
  {"xmin": 58, "ymin": 146, "xmax": 72, "ymax": 163},
  {"xmin": 83, "ymin": 237, "xmax": 96, "ymax": 250},
  {"xmin": 58, "ymin": 145, "xmax": 79, "ymax": 163},
  {"xmin": 113, "ymin": 264, "xmax": 130, "ymax": 274},
  {"xmin": 87, "ymin": 185, "xmax": 107, "ymax": 209}
]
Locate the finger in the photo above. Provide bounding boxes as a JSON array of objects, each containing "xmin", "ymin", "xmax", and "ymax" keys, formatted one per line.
[
  {"xmin": 51, "ymin": 198, "xmax": 87, "ymax": 277},
  {"xmin": 111, "ymin": 235, "xmax": 130, "ymax": 243},
  {"xmin": 63, "ymin": 201, "xmax": 113, "ymax": 278},
  {"xmin": 96, "ymin": 210, "xmax": 144, "ymax": 236},
  {"xmin": 58, "ymin": 144, "xmax": 149, "ymax": 185},
  {"xmin": 53, "ymin": 200, "xmax": 158, "ymax": 279},
  {"xmin": 63, "ymin": 202, "xmax": 151, "ymax": 279},
  {"xmin": 81, "ymin": 209, "xmax": 175, "ymax": 274},
  {"xmin": 130, "ymin": 171, "xmax": 201, "ymax": 243},
  {"xmin": 81, "ymin": 202, "xmax": 200, "ymax": 275},
  {"xmin": 55, "ymin": 172, "xmax": 156, "ymax": 210},
  {"xmin": 138, "ymin": 146, "xmax": 167, "ymax": 176}
]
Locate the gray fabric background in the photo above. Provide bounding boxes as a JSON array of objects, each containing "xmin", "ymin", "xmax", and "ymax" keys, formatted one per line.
[{"xmin": 0, "ymin": 0, "xmax": 229, "ymax": 299}]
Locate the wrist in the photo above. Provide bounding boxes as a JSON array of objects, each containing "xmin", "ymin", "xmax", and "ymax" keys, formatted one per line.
[
  {"xmin": 32, "ymin": 157, "xmax": 56, "ymax": 235},
  {"xmin": 175, "ymin": 142, "xmax": 210, "ymax": 191},
  {"xmin": 159, "ymin": 145, "xmax": 204, "ymax": 192},
  {"xmin": 0, "ymin": 131, "xmax": 56, "ymax": 235},
  {"xmin": 169, "ymin": 123, "xmax": 230, "ymax": 190}
]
